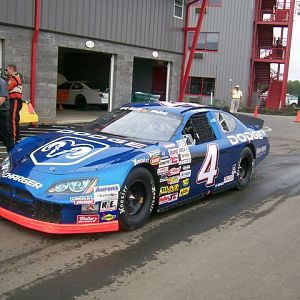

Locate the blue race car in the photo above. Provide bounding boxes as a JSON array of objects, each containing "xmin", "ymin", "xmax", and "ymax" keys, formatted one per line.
[{"xmin": 0, "ymin": 102, "xmax": 270, "ymax": 234}]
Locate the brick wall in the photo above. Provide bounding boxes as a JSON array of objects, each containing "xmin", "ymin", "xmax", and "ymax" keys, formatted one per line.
[{"xmin": 0, "ymin": 25, "xmax": 182, "ymax": 123}]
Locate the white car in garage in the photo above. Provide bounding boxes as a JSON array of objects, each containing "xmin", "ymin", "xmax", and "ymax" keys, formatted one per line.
[{"xmin": 57, "ymin": 81, "xmax": 109, "ymax": 110}]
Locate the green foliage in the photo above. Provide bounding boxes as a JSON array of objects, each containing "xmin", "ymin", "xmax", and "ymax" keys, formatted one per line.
[{"xmin": 287, "ymin": 80, "xmax": 300, "ymax": 97}]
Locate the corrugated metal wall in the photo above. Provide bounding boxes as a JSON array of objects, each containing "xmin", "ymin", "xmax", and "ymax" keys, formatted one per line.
[
  {"xmin": 0, "ymin": 0, "xmax": 34, "ymax": 27},
  {"xmin": 188, "ymin": 0, "xmax": 255, "ymax": 102},
  {"xmin": 0, "ymin": 0, "xmax": 184, "ymax": 53}
]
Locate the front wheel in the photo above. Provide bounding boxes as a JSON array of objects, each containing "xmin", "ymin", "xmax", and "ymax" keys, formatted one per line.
[
  {"xmin": 236, "ymin": 147, "xmax": 254, "ymax": 190},
  {"xmin": 118, "ymin": 168, "xmax": 156, "ymax": 231}
]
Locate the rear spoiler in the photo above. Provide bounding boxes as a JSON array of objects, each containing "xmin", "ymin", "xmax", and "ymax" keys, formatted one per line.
[{"xmin": 232, "ymin": 113, "xmax": 264, "ymax": 130}]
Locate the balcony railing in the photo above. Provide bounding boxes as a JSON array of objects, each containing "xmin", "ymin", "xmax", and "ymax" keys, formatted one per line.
[
  {"xmin": 257, "ymin": 47, "xmax": 286, "ymax": 60},
  {"xmin": 259, "ymin": 9, "xmax": 290, "ymax": 22}
]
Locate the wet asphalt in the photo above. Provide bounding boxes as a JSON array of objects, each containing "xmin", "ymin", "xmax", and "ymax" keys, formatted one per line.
[{"xmin": 0, "ymin": 114, "xmax": 300, "ymax": 300}]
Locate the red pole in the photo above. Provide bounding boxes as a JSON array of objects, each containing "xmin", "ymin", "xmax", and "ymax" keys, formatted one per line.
[
  {"xmin": 179, "ymin": 0, "xmax": 208, "ymax": 102},
  {"xmin": 279, "ymin": 0, "xmax": 295, "ymax": 109},
  {"xmin": 30, "ymin": 0, "xmax": 41, "ymax": 109}
]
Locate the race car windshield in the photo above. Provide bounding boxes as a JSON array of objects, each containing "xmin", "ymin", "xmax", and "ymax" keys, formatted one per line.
[{"xmin": 85, "ymin": 109, "xmax": 182, "ymax": 142}]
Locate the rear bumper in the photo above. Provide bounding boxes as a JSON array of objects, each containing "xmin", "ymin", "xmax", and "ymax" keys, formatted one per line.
[{"xmin": 0, "ymin": 207, "xmax": 119, "ymax": 234}]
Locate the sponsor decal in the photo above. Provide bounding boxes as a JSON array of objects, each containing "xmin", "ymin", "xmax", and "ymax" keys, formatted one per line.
[
  {"xmin": 71, "ymin": 196, "xmax": 95, "ymax": 205},
  {"xmin": 170, "ymin": 156, "xmax": 179, "ymax": 164},
  {"xmin": 163, "ymin": 143, "xmax": 176, "ymax": 149},
  {"xmin": 81, "ymin": 203, "xmax": 100, "ymax": 214},
  {"xmin": 176, "ymin": 139, "xmax": 187, "ymax": 148},
  {"xmin": 150, "ymin": 156, "xmax": 161, "ymax": 165},
  {"xmin": 159, "ymin": 159, "xmax": 171, "ymax": 168},
  {"xmin": 227, "ymin": 130, "xmax": 266, "ymax": 146},
  {"xmin": 77, "ymin": 215, "xmax": 99, "ymax": 224},
  {"xmin": 180, "ymin": 152, "xmax": 191, "ymax": 161},
  {"xmin": 224, "ymin": 174, "xmax": 234, "ymax": 184},
  {"xmin": 159, "ymin": 193, "xmax": 178, "ymax": 205},
  {"xmin": 180, "ymin": 170, "xmax": 191, "ymax": 179},
  {"xmin": 179, "ymin": 159, "xmax": 192, "ymax": 166},
  {"xmin": 168, "ymin": 167, "xmax": 181, "ymax": 177},
  {"xmin": 132, "ymin": 157, "xmax": 149, "ymax": 166},
  {"xmin": 100, "ymin": 199, "xmax": 118, "ymax": 212},
  {"xmin": 30, "ymin": 136, "xmax": 109, "ymax": 166},
  {"xmin": 168, "ymin": 148, "xmax": 179, "ymax": 157},
  {"xmin": 159, "ymin": 175, "xmax": 168, "ymax": 183},
  {"xmin": 182, "ymin": 164, "xmax": 191, "ymax": 171},
  {"xmin": 167, "ymin": 176, "xmax": 180, "ymax": 185},
  {"xmin": 182, "ymin": 178, "xmax": 189, "ymax": 187},
  {"xmin": 157, "ymin": 167, "xmax": 169, "ymax": 175},
  {"xmin": 1, "ymin": 172, "xmax": 43, "ymax": 189},
  {"xmin": 100, "ymin": 213, "xmax": 117, "ymax": 222},
  {"xmin": 159, "ymin": 184, "xmax": 179, "ymax": 195},
  {"xmin": 256, "ymin": 145, "xmax": 267, "ymax": 158},
  {"xmin": 56, "ymin": 130, "xmax": 147, "ymax": 149},
  {"xmin": 232, "ymin": 164, "xmax": 237, "ymax": 175},
  {"xmin": 179, "ymin": 187, "xmax": 190, "ymax": 197},
  {"xmin": 94, "ymin": 184, "xmax": 120, "ymax": 202},
  {"xmin": 148, "ymin": 149, "xmax": 161, "ymax": 157}
]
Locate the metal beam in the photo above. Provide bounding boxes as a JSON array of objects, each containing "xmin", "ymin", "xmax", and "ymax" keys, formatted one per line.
[{"xmin": 179, "ymin": 0, "xmax": 208, "ymax": 102}]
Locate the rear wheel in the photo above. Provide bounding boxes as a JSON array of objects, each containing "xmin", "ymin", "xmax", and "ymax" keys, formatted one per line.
[
  {"xmin": 236, "ymin": 147, "xmax": 254, "ymax": 190},
  {"xmin": 75, "ymin": 95, "xmax": 87, "ymax": 110},
  {"xmin": 118, "ymin": 168, "xmax": 156, "ymax": 231}
]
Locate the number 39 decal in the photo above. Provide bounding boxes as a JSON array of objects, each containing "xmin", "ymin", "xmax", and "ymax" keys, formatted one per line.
[{"xmin": 196, "ymin": 144, "xmax": 219, "ymax": 186}]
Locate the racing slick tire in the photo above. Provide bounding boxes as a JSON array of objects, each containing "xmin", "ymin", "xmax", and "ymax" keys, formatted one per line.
[
  {"xmin": 75, "ymin": 95, "xmax": 87, "ymax": 110},
  {"xmin": 236, "ymin": 147, "xmax": 254, "ymax": 190},
  {"xmin": 118, "ymin": 167, "xmax": 156, "ymax": 231}
]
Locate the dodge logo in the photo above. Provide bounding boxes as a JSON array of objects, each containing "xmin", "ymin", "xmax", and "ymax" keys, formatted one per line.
[{"xmin": 30, "ymin": 136, "xmax": 109, "ymax": 166}]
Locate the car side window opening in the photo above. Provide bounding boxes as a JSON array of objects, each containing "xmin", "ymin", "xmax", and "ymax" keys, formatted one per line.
[
  {"xmin": 72, "ymin": 83, "xmax": 83, "ymax": 90},
  {"xmin": 58, "ymin": 82, "xmax": 72, "ymax": 89},
  {"xmin": 215, "ymin": 112, "xmax": 236, "ymax": 133},
  {"xmin": 183, "ymin": 113, "xmax": 216, "ymax": 145}
]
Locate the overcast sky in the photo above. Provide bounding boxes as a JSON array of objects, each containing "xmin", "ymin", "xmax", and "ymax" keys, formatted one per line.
[{"xmin": 289, "ymin": 13, "xmax": 300, "ymax": 80}]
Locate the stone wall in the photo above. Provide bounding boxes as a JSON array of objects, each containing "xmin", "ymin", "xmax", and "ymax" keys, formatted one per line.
[{"xmin": 0, "ymin": 24, "xmax": 182, "ymax": 123}]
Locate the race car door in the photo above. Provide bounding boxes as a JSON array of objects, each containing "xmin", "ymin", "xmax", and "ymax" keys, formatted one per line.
[{"xmin": 179, "ymin": 112, "xmax": 235, "ymax": 201}]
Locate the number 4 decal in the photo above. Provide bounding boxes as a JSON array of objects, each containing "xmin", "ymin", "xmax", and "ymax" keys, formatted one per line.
[{"xmin": 196, "ymin": 144, "xmax": 219, "ymax": 186}]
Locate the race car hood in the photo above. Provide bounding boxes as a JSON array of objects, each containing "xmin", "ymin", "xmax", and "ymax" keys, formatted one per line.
[{"xmin": 9, "ymin": 130, "xmax": 155, "ymax": 175}]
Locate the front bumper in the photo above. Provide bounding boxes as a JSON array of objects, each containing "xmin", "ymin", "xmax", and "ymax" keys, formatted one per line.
[{"xmin": 0, "ymin": 206, "xmax": 119, "ymax": 234}]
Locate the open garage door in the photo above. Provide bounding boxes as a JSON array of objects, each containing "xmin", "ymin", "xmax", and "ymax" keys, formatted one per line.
[
  {"xmin": 57, "ymin": 47, "xmax": 111, "ymax": 120},
  {"xmin": 132, "ymin": 58, "xmax": 168, "ymax": 101}
]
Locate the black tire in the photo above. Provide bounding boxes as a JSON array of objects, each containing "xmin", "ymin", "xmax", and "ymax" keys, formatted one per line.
[
  {"xmin": 236, "ymin": 147, "xmax": 254, "ymax": 190},
  {"xmin": 75, "ymin": 95, "xmax": 87, "ymax": 110},
  {"xmin": 290, "ymin": 103, "xmax": 297, "ymax": 109},
  {"xmin": 118, "ymin": 167, "xmax": 156, "ymax": 231}
]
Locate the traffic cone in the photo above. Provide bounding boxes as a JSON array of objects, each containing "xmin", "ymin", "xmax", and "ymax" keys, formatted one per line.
[
  {"xmin": 295, "ymin": 110, "xmax": 300, "ymax": 123},
  {"xmin": 253, "ymin": 105, "xmax": 258, "ymax": 118}
]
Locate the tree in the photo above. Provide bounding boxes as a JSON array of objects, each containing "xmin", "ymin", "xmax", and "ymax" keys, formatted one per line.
[{"xmin": 287, "ymin": 80, "xmax": 300, "ymax": 97}]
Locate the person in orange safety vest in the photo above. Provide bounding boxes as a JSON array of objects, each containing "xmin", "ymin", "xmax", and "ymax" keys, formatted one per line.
[{"xmin": 6, "ymin": 64, "xmax": 23, "ymax": 142}]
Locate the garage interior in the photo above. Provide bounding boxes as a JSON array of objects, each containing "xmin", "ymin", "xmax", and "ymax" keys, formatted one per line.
[
  {"xmin": 57, "ymin": 47, "xmax": 111, "ymax": 117},
  {"xmin": 132, "ymin": 58, "xmax": 168, "ymax": 101}
]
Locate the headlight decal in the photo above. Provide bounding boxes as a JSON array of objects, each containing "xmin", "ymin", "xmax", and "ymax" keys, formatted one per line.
[{"xmin": 48, "ymin": 178, "xmax": 98, "ymax": 194}]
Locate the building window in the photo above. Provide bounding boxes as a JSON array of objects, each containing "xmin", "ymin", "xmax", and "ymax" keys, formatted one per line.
[
  {"xmin": 186, "ymin": 77, "xmax": 215, "ymax": 96},
  {"xmin": 195, "ymin": 0, "xmax": 222, "ymax": 7},
  {"xmin": 174, "ymin": 0, "xmax": 184, "ymax": 19},
  {"xmin": 188, "ymin": 32, "xmax": 219, "ymax": 51}
]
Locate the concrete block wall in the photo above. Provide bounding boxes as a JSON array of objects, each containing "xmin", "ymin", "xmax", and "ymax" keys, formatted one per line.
[{"xmin": 0, "ymin": 24, "xmax": 182, "ymax": 123}]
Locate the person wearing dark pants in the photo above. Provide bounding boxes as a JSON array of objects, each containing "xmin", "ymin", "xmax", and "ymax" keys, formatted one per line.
[
  {"xmin": 0, "ymin": 76, "xmax": 14, "ymax": 152},
  {"xmin": 6, "ymin": 64, "xmax": 23, "ymax": 142}
]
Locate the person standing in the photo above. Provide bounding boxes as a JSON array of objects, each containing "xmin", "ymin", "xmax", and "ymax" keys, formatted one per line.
[
  {"xmin": 6, "ymin": 64, "xmax": 23, "ymax": 142},
  {"xmin": 0, "ymin": 73, "xmax": 14, "ymax": 152},
  {"xmin": 230, "ymin": 85, "xmax": 243, "ymax": 113}
]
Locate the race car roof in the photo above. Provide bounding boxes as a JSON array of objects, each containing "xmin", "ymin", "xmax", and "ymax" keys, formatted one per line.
[{"xmin": 122, "ymin": 101, "xmax": 211, "ymax": 115}]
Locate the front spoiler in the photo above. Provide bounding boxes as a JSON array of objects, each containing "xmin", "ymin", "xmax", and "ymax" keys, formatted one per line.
[{"xmin": 0, "ymin": 207, "xmax": 119, "ymax": 234}]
